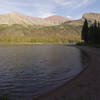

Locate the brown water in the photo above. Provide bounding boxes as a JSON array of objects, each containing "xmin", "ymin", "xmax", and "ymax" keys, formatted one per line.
[{"xmin": 0, "ymin": 44, "xmax": 86, "ymax": 100}]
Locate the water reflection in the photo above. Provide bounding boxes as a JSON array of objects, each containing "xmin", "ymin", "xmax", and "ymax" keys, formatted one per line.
[{"xmin": 0, "ymin": 45, "xmax": 86, "ymax": 100}]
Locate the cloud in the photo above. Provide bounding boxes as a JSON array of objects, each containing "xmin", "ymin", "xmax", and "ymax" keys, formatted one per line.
[
  {"xmin": 54, "ymin": 0, "xmax": 95, "ymax": 8},
  {"xmin": 0, "ymin": 0, "xmax": 96, "ymax": 18},
  {"xmin": 54, "ymin": 0, "xmax": 73, "ymax": 6},
  {"xmin": 30, "ymin": 3, "xmax": 56, "ymax": 17},
  {"xmin": 66, "ymin": 16, "xmax": 72, "ymax": 19}
]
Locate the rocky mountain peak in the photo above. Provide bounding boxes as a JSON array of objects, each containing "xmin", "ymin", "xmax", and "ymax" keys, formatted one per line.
[{"xmin": 82, "ymin": 12, "xmax": 100, "ymax": 21}]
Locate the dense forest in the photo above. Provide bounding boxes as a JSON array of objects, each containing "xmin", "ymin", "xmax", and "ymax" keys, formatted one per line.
[{"xmin": 82, "ymin": 19, "xmax": 100, "ymax": 44}]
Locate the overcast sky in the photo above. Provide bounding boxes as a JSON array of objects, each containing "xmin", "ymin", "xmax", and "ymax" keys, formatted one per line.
[{"xmin": 0, "ymin": 0, "xmax": 99, "ymax": 19}]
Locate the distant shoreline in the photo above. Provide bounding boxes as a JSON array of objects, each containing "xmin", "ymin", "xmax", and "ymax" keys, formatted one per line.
[
  {"xmin": 0, "ymin": 43, "xmax": 76, "ymax": 45},
  {"xmin": 36, "ymin": 46, "xmax": 100, "ymax": 100}
]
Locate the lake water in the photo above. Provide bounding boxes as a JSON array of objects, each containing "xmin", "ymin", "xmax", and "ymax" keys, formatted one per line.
[{"xmin": 0, "ymin": 44, "xmax": 86, "ymax": 100}]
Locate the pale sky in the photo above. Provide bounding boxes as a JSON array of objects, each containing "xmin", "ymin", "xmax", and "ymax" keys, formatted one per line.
[{"xmin": 0, "ymin": 0, "xmax": 99, "ymax": 19}]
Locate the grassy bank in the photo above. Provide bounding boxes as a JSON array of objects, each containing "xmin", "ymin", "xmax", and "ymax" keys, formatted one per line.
[{"xmin": 0, "ymin": 36, "xmax": 81, "ymax": 44}]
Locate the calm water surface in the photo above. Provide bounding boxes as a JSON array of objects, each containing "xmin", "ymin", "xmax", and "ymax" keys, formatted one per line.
[{"xmin": 0, "ymin": 44, "xmax": 86, "ymax": 100}]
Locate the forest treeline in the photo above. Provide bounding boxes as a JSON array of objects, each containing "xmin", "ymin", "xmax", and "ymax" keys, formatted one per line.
[{"xmin": 82, "ymin": 19, "xmax": 100, "ymax": 44}]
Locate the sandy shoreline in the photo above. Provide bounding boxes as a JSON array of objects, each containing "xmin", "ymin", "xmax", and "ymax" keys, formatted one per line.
[{"xmin": 35, "ymin": 46, "xmax": 100, "ymax": 100}]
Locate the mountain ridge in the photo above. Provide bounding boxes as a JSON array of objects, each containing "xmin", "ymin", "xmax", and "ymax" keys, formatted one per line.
[
  {"xmin": 64, "ymin": 12, "xmax": 100, "ymax": 26},
  {"xmin": 0, "ymin": 12, "xmax": 71, "ymax": 26},
  {"xmin": 0, "ymin": 12, "xmax": 100, "ymax": 26}
]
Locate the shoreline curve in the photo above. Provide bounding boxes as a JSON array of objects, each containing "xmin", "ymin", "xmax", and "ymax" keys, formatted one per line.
[{"xmin": 35, "ymin": 46, "xmax": 100, "ymax": 100}]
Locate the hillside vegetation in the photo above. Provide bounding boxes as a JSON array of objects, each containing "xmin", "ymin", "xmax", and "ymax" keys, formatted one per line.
[{"xmin": 0, "ymin": 24, "xmax": 81, "ymax": 43}]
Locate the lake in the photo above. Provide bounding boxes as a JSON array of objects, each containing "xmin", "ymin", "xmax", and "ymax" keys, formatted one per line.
[{"xmin": 0, "ymin": 44, "xmax": 86, "ymax": 100}]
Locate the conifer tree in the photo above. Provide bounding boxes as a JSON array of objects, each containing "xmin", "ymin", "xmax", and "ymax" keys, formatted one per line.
[
  {"xmin": 82, "ymin": 19, "xmax": 89, "ymax": 43},
  {"xmin": 97, "ymin": 23, "xmax": 100, "ymax": 43},
  {"xmin": 82, "ymin": 20, "xmax": 100, "ymax": 44},
  {"xmin": 93, "ymin": 20, "xmax": 98, "ymax": 43}
]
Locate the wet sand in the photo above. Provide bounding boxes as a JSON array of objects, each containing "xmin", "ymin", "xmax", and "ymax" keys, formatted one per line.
[{"xmin": 35, "ymin": 46, "xmax": 100, "ymax": 100}]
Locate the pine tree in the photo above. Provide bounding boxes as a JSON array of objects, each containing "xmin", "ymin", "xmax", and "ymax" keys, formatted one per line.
[
  {"xmin": 82, "ymin": 19, "xmax": 89, "ymax": 43},
  {"xmin": 81, "ymin": 19, "xmax": 100, "ymax": 44},
  {"xmin": 97, "ymin": 23, "xmax": 100, "ymax": 43},
  {"xmin": 93, "ymin": 20, "xmax": 98, "ymax": 43},
  {"xmin": 88, "ymin": 24, "xmax": 93, "ymax": 43}
]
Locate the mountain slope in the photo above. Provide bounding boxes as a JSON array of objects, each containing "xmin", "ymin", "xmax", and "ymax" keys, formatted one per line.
[
  {"xmin": 82, "ymin": 13, "xmax": 100, "ymax": 22},
  {"xmin": 44, "ymin": 15, "xmax": 71, "ymax": 24},
  {"xmin": 0, "ymin": 24, "xmax": 81, "ymax": 43},
  {"xmin": 0, "ymin": 12, "xmax": 33, "ymax": 25},
  {"xmin": 0, "ymin": 12, "xmax": 70, "ymax": 26},
  {"xmin": 0, "ymin": 12, "xmax": 99, "ymax": 26},
  {"xmin": 64, "ymin": 12, "xmax": 100, "ymax": 26}
]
